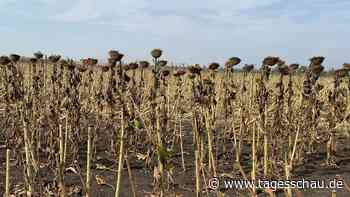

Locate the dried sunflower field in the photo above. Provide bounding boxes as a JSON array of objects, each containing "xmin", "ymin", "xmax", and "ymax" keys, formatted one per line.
[{"xmin": 1, "ymin": 50, "xmax": 350, "ymax": 197}]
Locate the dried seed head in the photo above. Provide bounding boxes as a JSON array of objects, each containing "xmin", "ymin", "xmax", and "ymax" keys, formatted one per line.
[
  {"xmin": 277, "ymin": 59, "xmax": 285, "ymax": 67},
  {"xmin": 77, "ymin": 65, "xmax": 88, "ymax": 73},
  {"xmin": 310, "ymin": 64, "xmax": 324, "ymax": 74},
  {"xmin": 63, "ymin": 60, "xmax": 76, "ymax": 71},
  {"xmin": 34, "ymin": 51, "xmax": 44, "ymax": 59},
  {"xmin": 59, "ymin": 59, "xmax": 68, "ymax": 66},
  {"xmin": 128, "ymin": 62, "xmax": 138, "ymax": 70},
  {"xmin": 139, "ymin": 61, "xmax": 149, "ymax": 68},
  {"xmin": 225, "ymin": 57, "xmax": 241, "ymax": 68},
  {"xmin": 310, "ymin": 56, "xmax": 325, "ymax": 65},
  {"xmin": 101, "ymin": 65, "xmax": 110, "ymax": 72},
  {"xmin": 0, "ymin": 56, "xmax": 11, "ymax": 65},
  {"xmin": 108, "ymin": 50, "xmax": 118, "ymax": 57},
  {"xmin": 225, "ymin": 61, "xmax": 233, "ymax": 69},
  {"xmin": 158, "ymin": 60, "xmax": 167, "ymax": 67},
  {"xmin": 49, "ymin": 55, "xmax": 61, "ymax": 63},
  {"xmin": 123, "ymin": 73, "xmax": 130, "ymax": 82},
  {"xmin": 303, "ymin": 79, "xmax": 312, "ymax": 95},
  {"xmin": 343, "ymin": 63, "xmax": 350, "ymax": 70},
  {"xmin": 173, "ymin": 69, "xmax": 186, "ymax": 77},
  {"xmin": 90, "ymin": 58, "xmax": 98, "ymax": 66},
  {"xmin": 115, "ymin": 53, "xmax": 124, "ymax": 62},
  {"xmin": 82, "ymin": 58, "xmax": 90, "ymax": 66},
  {"xmin": 108, "ymin": 50, "xmax": 118, "ymax": 58},
  {"xmin": 315, "ymin": 84, "xmax": 324, "ymax": 92},
  {"xmin": 61, "ymin": 59, "xmax": 75, "ymax": 70},
  {"xmin": 30, "ymin": 58, "xmax": 38, "ymax": 64},
  {"xmin": 278, "ymin": 65, "xmax": 290, "ymax": 75},
  {"xmin": 151, "ymin": 48, "xmax": 162, "ymax": 59},
  {"xmin": 225, "ymin": 58, "xmax": 241, "ymax": 68},
  {"xmin": 9, "ymin": 54, "xmax": 21, "ymax": 63},
  {"xmin": 160, "ymin": 69, "xmax": 170, "ymax": 77},
  {"xmin": 108, "ymin": 50, "xmax": 123, "ymax": 61},
  {"xmin": 108, "ymin": 58, "xmax": 117, "ymax": 67},
  {"xmin": 242, "ymin": 64, "xmax": 254, "ymax": 72},
  {"xmin": 263, "ymin": 56, "xmax": 280, "ymax": 66},
  {"xmin": 208, "ymin": 62, "xmax": 220, "ymax": 70},
  {"xmin": 289, "ymin": 63, "xmax": 299, "ymax": 71},
  {"xmin": 123, "ymin": 64, "xmax": 131, "ymax": 71},
  {"xmin": 188, "ymin": 64, "xmax": 202, "ymax": 74},
  {"xmin": 67, "ymin": 63, "xmax": 75, "ymax": 71},
  {"xmin": 335, "ymin": 68, "xmax": 349, "ymax": 78}
]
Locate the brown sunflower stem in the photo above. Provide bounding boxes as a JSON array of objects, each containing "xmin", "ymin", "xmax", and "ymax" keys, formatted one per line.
[
  {"xmin": 5, "ymin": 148, "xmax": 10, "ymax": 197},
  {"xmin": 59, "ymin": 124, "xmax": 66, "ymax": 197},
  {"xmin": 23, "ymin": 119, "xmax": 33, "ymax": 196},
  {"xmin": 125, "ymin": 153, "xmax": 137, "ymax": 197},
  {"xmin": 115, "ymin": 111, "xmax": 125, "ymax": 197},
  {"xmin": 86, "ymin": 126, "xmax": 92, "ymax": 197}
]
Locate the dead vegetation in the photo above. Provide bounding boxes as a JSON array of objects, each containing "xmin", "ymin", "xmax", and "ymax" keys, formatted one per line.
[{"xmin": 0, "ymin": 51, "xmax": 350, "ymax": 197}]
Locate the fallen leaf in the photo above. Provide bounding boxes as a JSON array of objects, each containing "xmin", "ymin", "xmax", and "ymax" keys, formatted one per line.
[
  {"xmin": 65, "ymin": 167, "xmax": 78, "ymax": 174},
  {"xmin": 96, "ymin": 175, "xmax": 107, "ymax": 185}
]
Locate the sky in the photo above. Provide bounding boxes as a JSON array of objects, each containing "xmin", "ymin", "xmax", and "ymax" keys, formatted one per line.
[{"xmin": 0, "ymin": 0, "xmax": 349, "ymax": 68}]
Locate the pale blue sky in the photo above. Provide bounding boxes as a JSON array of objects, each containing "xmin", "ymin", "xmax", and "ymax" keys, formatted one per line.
[{"xmin": 0, "ymin": 0, "xmax": 349, "ymax": 67}]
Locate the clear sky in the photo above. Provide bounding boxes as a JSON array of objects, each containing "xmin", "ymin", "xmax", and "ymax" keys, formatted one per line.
[{"xmin": 0, "ymin": 0, "xmax": 349, "ymax": 68}]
